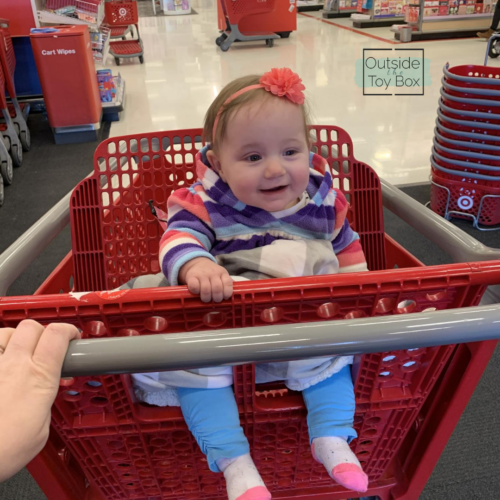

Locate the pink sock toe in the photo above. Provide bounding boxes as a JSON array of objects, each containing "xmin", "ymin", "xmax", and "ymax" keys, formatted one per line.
[
  {"xmin": 235, "ymin": 486, "xmax": 272, "ymax": 500},
  {"xmin": 331, "ymin": 463, "xmax": 369, "ymax": 493}
]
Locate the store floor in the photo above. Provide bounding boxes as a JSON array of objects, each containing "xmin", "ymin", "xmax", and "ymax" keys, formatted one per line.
[
  {"xmin": 109, "ymin": 0, "xmax": 500, "ymax": 186},
  {"xmin": 2, "ymin": 1, "xmax": 500, "ymax": 499}
]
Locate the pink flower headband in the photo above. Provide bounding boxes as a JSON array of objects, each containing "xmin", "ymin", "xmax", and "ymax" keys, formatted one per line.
[{"xmin": 212, "ymin": 67, "xmax": 306, "ymax": 141}]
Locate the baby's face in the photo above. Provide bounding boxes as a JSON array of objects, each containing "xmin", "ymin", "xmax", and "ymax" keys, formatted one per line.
[{"xmin": 209, "ymin": 97, "xmax": 310, "ymax": 212}]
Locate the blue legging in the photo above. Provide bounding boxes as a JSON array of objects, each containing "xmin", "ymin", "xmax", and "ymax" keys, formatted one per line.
[{"xmin": 177, "ymin": 365, "xmax": 357, "ymax": 473}]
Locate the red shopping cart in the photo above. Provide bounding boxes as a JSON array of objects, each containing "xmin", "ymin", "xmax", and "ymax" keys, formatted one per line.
[
  {"xmin": 216, "ymin": 0, "xmax": 281, "ymax": 52},
  {"xmin": 1, "ymin": 125, "xmax": 500, "ymax": 500},
  {"xmin": 0, "ymin": 19, "xmax": 31, "ymax": 152},
  {"xmin": 0, "ymin": 53, "xmax": 14, "ymax": 189},
  {"xmin": 0, "ymin": 44, "xmax": 21, "ymax": 169},
  {"xmin": 105, "ymin": 1, "xmax": 144, "ymax": 65}
]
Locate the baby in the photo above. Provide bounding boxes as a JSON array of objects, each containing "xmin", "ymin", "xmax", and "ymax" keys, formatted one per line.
[{"xmin": 134, "ymin": 68, "xmax": 369, "ymax": 500}]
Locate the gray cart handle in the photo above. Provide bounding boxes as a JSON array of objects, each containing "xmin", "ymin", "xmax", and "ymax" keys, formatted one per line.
[{"xmin": 443, "ymin": 63, "xmax": 500, "ymax": 86}]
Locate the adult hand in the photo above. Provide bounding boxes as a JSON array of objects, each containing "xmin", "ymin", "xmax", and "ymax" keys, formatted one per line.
[
  {"xmin": 0, "ymin": 320, "xmax": 80, "ymax": 482},
  {"xmin": 179, "ymin": 257, "xmax": 233, "ymax": 302}
]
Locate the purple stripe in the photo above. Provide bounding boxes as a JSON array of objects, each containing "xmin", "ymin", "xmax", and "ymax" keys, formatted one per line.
[
  {"xmin": 168, "ymin": 211, "xmax": 215, "ymax": 241},
  {"xmin": 332, "ymin": 219, "xmax": 356, "ymax": 253}
]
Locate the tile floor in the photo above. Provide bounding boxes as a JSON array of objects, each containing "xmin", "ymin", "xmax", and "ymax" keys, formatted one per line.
[{"xmin": 109, "ymin": 0, "xmax": 500, "ymax": 186}]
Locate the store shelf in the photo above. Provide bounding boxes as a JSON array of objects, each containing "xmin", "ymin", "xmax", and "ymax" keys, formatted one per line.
[
  {"xmin": 353, "ymin": 16, "xmax": 406, "ymax": 27},
  {"xmin": 298, "ymin": 0, "xmax": 324, "ymax": 12},
  {"xmin": 323, "ymin": 8, "xmax": 357, "ymax": 17},
  {"xmin": 38, "ymin": 0, "xmax": 104, "ymax": 31},
  {"xmin": 37, "ymin": 10, "xmax": 90, "ymax": 26},
  {"xmin": 395, "ymin": 27, "xmax": 487, "ymax": 39},
  {"xmin": 423, "ymin": 13, "xmax": 491, "ymax": 21},
  {"xmin": 102, "ymin": 76, "xmax": 125, "ymax": 122}
]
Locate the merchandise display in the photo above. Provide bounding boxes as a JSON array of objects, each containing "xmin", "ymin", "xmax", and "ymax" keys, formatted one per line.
[
  {"xmin": 396, "ymin": 0, "xmax": 493, "ymax": 38},
  {"xmin": 422, "ymin": 0, "xmax": 496, "ymax": 18},
  {"xmin": 162, "ymin": 0, "xmax": 191, "ymax": 15},
  {"xmin": 323, "ymin": 0, "xmax": 358, "ymax": 17},
  {"xmin": 96, "ymin": 69, "xmax": 116, "ymax": 102},
  {"xmin": 355, "ymin": 0, "xmax": 406, "ymax": 23},
  {"xmin": 39, "ymin": 0, "xmax": 105, "ymax": 29},
  {"xmin": 373, "ymin": 0, "xmax": 407, "ymax": 17}
]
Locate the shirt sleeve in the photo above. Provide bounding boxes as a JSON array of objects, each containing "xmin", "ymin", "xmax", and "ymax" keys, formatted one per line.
[
  {"xmin": 159, "ymin": 187, "xmax": 217, "ymax": 286},
  {"xmin": 330, "ymin": 189, "xmax": 368, "ymax": 274}
]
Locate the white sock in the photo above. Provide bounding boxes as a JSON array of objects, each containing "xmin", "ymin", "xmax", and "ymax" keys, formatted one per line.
[
  {"xmin": 217, "ymin": 453, "xmax": 271, "ymax": 500},
  {"xmin": 312, "ymin": 436, "xmax": 368, "ymax": 493},
  {"xmin": 312, "ymin": 436, "xmax": 361, "ymax": 470}
]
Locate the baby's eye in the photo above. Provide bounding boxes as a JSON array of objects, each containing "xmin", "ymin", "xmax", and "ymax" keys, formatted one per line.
[
  {"xmin": 247, "ymin": 154, "xmax": 261, "ymax": 162},
  {"xmin": 284, "ymin": 149, "xmax": 297, "ymax": 156}
]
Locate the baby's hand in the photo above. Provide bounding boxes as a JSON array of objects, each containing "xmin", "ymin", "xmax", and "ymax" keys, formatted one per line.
[{"xmin": 179, "ymin": 257, "xmax": 233, "ymax": 303}]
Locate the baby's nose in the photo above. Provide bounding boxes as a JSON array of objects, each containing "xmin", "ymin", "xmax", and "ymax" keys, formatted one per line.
[{"xmin": 264, "ymin": 159, "xmax": 285, "ymax": 178}]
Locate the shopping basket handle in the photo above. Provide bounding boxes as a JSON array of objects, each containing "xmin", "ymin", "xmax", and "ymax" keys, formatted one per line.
[
  {"xmin": 61, "ymin": 303, "xmax": 500, "ymax": 377},
  {"xmin": 443, "ymin": 63, "xmax": 500, "ymax": 87}
]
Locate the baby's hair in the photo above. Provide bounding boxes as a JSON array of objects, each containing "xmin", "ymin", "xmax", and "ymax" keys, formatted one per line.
[{"xmin": 203, "ymin": 74, "xmax": 311, "ymax": 154}]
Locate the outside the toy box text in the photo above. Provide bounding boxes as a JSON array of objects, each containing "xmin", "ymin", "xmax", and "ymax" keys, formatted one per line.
[{"xmin": 355, "ymin": 48, "xmax": 432, "ymax": 96}]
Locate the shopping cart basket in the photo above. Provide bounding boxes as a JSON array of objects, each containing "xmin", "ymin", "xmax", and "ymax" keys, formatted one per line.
[
  {"xmin": 105, "ymin": 1, "xmax": 144, "ymax": 65},
  {"xmin": 216, "ymin": 0, "xmax": 281, "ymax": 52},
  {"xmin": 0, "ymin": 19, "xmax": 31, "ymax": 152},
  {"xmin": 1, "ymin": 126, "xmax": 500, "ymax": 500}
]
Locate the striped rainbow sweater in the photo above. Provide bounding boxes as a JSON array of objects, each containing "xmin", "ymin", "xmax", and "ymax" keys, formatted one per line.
[{"xmin": 159, "ymin": 147, "xmax": 367, "ymax": 285}]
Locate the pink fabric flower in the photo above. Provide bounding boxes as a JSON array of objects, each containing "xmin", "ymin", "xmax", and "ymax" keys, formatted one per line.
[{"xmin": 260, "ymin": 68, "xmax": 306, "ymax": 105}]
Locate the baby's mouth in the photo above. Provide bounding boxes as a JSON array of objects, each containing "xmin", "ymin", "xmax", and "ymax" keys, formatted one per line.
[{"xmin": 260, "ymin": 185, "xmax": 287, "ymax": 193}]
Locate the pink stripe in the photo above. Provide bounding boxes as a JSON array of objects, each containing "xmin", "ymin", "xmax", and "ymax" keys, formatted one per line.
[
  {"xmin": 235, "ymin": 486, "xmax": 271, "ymax": 500},
  {"xmin": 212, "ymin": 84, "xmax": 264, "ymax": 140}
]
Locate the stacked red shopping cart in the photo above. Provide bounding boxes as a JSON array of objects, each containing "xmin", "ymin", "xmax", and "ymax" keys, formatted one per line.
[
  {"xmin": 432, "ymin": 63, "xmax": 500, "ymax": 230},
  {"xmin": 104, "ymin": 0, "xmax": 144, "ymax": 65},
  {"xmin": 0, "ymin": 19, "xmax": 29, "ymax": 206},
  {"xmin": 1, "ymin": 126, "xmax": 499, "ymax": 500},
  {"xmin": 0, "ymin": 19, "xmax": 31, "ymax": 153}
]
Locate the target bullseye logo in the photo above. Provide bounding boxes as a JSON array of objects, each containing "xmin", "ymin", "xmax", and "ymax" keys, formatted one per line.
[
  {"xmin": 457, "ymin": 195, "xmax": 474, "ymax": 210},
  {"xmin": 119, "ymin": 7, "xmax": 127, "ymax": 17}
]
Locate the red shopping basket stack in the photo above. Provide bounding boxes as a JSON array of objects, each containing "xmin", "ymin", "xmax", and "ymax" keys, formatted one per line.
[
  {"xmin": 1, "ymin": 126, "xmax": 500, "ymax": 500},
  {"xmin": 216, "ymin": 0, "xmax": 280, "ymax": 51},
  {"xmin": 432, "ymin": 63, "xmax": 500, "ymax": 230},
  {"xmin": 0, "ymin": 19, "xmax": 31, "ymax": 153},
  {"xmin": 105, "ymin": 0, "xmax": 144, "ymax": 65}
]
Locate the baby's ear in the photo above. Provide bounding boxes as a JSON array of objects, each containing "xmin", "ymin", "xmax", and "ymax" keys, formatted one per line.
[{"xmin": 206, "ymin": 150, "xmax": 226, "ymax": 181}]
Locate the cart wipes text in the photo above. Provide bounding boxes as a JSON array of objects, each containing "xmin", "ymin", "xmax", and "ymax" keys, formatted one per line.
[{"xmin": 41, "ymin": 49, "xmax": 77, "ymax": 56}]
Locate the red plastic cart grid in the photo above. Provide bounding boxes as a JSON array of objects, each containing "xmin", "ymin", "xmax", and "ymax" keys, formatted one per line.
[
  {"xmin": 105, "ymin": 1, "xmax": 144, "ymax": 65},
  {"xmin": 1, "ymin": 125, "xmax": 500, "ymax": 500},
  {"xmin": 0, "ymin": 19, "xmax": 31, "ymax": 152}
]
